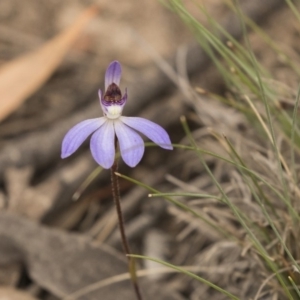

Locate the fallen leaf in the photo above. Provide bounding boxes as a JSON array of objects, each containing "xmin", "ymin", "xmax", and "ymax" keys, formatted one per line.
[
  {"xmin": 0, "ymin": 212, "xmax": 184, "ymax": 300},
  {"xmin": 0, "ymin": 287, "xmax": 38, "ymax": 300},
  {"xmin": 0, "ymin": 5, "xmax": 99, "ymax": 122}
]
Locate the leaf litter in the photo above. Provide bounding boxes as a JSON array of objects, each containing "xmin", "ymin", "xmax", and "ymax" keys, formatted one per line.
[{"xmin": 0, "ymin": 0, "xmax": 299, "ymax": 299}]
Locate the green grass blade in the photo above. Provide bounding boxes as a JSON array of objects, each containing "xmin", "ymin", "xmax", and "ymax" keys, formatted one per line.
[{"xmin": 129, "ymin": 254, "xmax": 240, "ymax": 300}]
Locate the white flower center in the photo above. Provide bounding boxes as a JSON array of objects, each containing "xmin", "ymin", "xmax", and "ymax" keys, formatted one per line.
[{"xmin": 106, "ymin": 105, "xmax": 122, "ymax": 119}]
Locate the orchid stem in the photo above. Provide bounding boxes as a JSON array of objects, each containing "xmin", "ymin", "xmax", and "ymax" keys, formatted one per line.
[{"xmin": 110, "ymin": 152, "xmax": 143, "ymax": 300}]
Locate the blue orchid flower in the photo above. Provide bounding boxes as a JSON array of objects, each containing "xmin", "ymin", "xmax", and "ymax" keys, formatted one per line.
[{"xmin": 61, "ymin": 61, "xmax": 173, "ymax": 169}]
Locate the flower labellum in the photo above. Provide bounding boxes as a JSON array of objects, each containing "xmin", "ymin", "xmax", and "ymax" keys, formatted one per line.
[{"xmin": 61, "ymin": 61, "xmax": 173, "ymax": 169}]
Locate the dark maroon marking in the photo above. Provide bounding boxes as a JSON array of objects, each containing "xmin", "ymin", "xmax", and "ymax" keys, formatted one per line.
[{"xmin": 104, "ymin": 83, "xmax": 122, "ymax": 102}]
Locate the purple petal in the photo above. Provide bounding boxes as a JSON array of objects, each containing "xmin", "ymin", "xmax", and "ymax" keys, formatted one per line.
[
  {"xmin": 98, "ymin": 89, "xmax": 102, "ymax": 104},
  {"xmin": 98, "ymin": 89, "xmax": 106, "ymax": 115},
  {"xmin": 120, "ymin": 117, "xmax": 173, "ymax": 150},
  {"xmin": 105, "ymin": 61, "xmax": 122, "ymax": 91},
  {"xmin": 61, "ymin": 118, "xmax": 105, "ymax": 158},
  {"xmin": 121, "ymin": 87, "xmax": 127, "ymax": 105},
  {"xmin": 90, "ymin": 120, "xmax": 115, "ymax": 169},
  {"xmin": 114, "ymin": 121, "xmax": 145, "ymax": 167}
]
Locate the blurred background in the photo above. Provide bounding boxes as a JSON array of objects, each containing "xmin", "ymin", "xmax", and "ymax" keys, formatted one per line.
[{"xmin": 0, "ymin": 0, "xmax": 299, "ymax": 299}]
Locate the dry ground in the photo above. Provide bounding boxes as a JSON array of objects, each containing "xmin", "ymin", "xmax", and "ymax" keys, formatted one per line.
[{"xmin": 0, "ymin": 0, "xmax": 298, "ymax": 299}]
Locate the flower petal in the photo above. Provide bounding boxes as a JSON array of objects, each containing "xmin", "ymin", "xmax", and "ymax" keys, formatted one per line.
[
  {"xmin": 90, "ymin": 120, "xmax": 115, "ymax": 169},
  {"xmin": 114, "ymin": 120, "xmax": 145, "ymax": 167},
  {"xmin": 120, "ymin": 117, "xmax": 173, "ymax": 150},
  {"xmin": 105, "ymin": 61, "xmax": 121, "ymax": 91},
  {"xmin": 98, "ymin": 89, "xmax": 102, "ymax": 105},
  {"xmin": 61, "ymin": 118, "xmax": 105, "ymax": 158}
]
